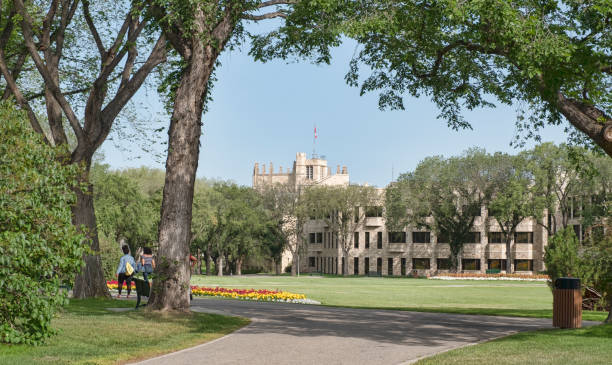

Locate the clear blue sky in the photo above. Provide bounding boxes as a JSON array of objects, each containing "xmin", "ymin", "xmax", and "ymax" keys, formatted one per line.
[{"xmin": 101, "ymin": 37, "xmax": 568, "ymax": 188}]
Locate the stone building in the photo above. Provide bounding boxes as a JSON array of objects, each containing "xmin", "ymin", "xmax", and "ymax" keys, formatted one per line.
[{"xmin": 253, "ymin": 152, "xmax": 551, "ymax": 276}]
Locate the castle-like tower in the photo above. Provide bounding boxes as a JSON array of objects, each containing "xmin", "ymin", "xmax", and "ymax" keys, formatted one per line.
[{"xmin": 252, "ymin": 152, "xmax": 349, "ymax": 189}]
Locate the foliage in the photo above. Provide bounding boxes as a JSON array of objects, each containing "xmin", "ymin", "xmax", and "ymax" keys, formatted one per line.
[
  {"xmin": 544, "ymin": 227, "xmax": 587, "ymax": 288},
  {"xmin": 91, "ymin": 163, "xmax": 160, "ymax": 254},
  {"xmin": 387, "ymin": 149, "xmax": 497, "ymax": 270},
  {"xmin": 304, "ymin": 184, "xmax": 379, "ymax": 275},
  {"xmin": 0, "ymin": 103, "xmax": 85, "ymax": 344},
  {"xmin": 338, "ymin": 0, "xmax": 612, "ymax": 155},
  {"xmin": 98, "ymin": 232, "xmax": 124, "ymax": 281}
]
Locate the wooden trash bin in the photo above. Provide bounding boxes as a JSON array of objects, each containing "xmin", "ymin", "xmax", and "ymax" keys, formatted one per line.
[{"xmin": 553, "ymin": 277, "xmax": 582, "ymax": 329}]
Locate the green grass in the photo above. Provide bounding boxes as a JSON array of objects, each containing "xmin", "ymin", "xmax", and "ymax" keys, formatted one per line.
[
  {"xmin": 191, "ymin": 275, "xmax": 608, "ymax": 321},
  {"xmin": 0, "ymin": 298, "xmax": 249, "ymax": 365},
  {"xmin": 415, "ymin": 323, "xmax": 612, "ymax": 365}
]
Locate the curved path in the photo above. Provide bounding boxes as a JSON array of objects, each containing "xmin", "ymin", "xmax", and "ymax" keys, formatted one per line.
[{"xmin": 133, "ymin": 298, "xmax": 575, "ymax": 365}]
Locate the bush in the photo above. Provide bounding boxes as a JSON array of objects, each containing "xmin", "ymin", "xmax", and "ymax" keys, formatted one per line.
[
  {"xmin": 99, "ymin": 233, "xmax": 123, "ymax": 281},
  {"xmin": 0, "ymin": 103, "xmax": 85, "ymax": 344},
  {"xmin": 544, "ymin": 227, "xmax": 585, "ymax": 289}
]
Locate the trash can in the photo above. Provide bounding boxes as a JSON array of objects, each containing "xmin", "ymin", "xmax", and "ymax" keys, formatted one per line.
[{"xmin": 553, "ymin": 277, "xmax": 582, "ymax": 328}]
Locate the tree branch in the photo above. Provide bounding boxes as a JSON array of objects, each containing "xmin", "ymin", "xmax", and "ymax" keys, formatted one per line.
[
  {"xmin": 14, "ymin": 0, "xmax": 85, "ymax": 143},
  {"xmin": 0, "ymin": 48, "xmax": 48, "ymax": 143},
  {"xmin": 258, "ymin": 0, "xmax": 298, "ymax": 8},
  {"xmin": 243, "ymin": 11, "xmax": 287, "ymax": 21},
  {"xmin": 82, "ymin": 0, "xmax": 105, "ymax": 57}
]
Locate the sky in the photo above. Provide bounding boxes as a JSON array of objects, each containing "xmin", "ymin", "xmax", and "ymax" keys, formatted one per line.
[{"xmin": 101, "ymin": 37, "xmax": 569, "ymax": 188}]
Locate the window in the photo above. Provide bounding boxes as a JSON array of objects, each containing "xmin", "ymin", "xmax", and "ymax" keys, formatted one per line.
[
  {"xmin": 342, "ymin": 257, "xmax": 345, "ymax": 274},
  {"xmin": 365, "ymin": 232, "xmax": 370, "ymax": 249},
  {"xmin": 571, "ymin": 196, "xmax": 582, "ymax": 218},
  {"xmin": 309, "ymin": 257, "xmax": 315, "ymax": 267},
  {"xmin": 365, "ymin": 257, "xmax": 370, "ymax": 274},
  {"xmin": 488, "ymin": 259, "xmax": 506, "ymax": 271},
  {"xmin": 388, "ymin": 258, "xmax": 393, "ymax": 276},
  {"xmin": 354, "ymin": 232, "xmax": 359, "ymax": 248},
  {"xmin": 514, "ymin": 260, "xmax": 533, "ymax": 271},
  {"xmin": 310, "ymin": 232, "xmax": 322, "ymax": 244},
  {"xmin": 401, "ymin": 258, "xmax": 406, "ymax": 276},
  {"xmin": 488, "ymin": 232, "xmax": 505, "ymax": 243},
  {"xmin": 462, "ymin": 259, "xmax": 480, "ymax": 271},
  {"xmin": 323, "ymin": 257, "xmax": 326, "ymax": 273},
  {"xmin": 469, "ymin": 232, "xmax": 481, "ymax": 243},
  {"xmin": 573, "ymin": 224, "xmax": 584, "ymax": 241},
  {"xmin": 354, "ymin": 206, "xmax": 360, "ymax": 223},
  {"xmin": 365, "ymin": 206, "xmax": 383, "ymax": 217},
  {"xmin": 376, "ymin": 257, "xmax": 382, "ymax": 274},
  {"xmin": 437, "ymin": 258, "xmax": 451, "ymax": 270},
  {"xmin": 412, "ymin": 258, "xmax": 430, "ymax": 270},
  {"xmin": 412, "ymin": 232, "xmax": 430, "ymax": 243},
  {"xmin": 353, "ymin": 257, "xmax": 359, "ymax": 275},
  {"xmin": 514, "ymin": 232, "xmax": 533, "ymax": 244},
  {"xmin": 389, "ymin": 231, "xmax": 407, "ymax": 243},
  {"xmin": 316, "ymin": 257, "xmax": 320, "ymax": 272},
  {"xmin": 334, "ymin": 258, "xmax": 338, "ymax": 274},
  {"xmin": 306, "ymin": 165, "xmax": 314, "ymax": 180},
  {"xmin": 377, "ymin": 232, "xmax": 383, "ymax": 249}
]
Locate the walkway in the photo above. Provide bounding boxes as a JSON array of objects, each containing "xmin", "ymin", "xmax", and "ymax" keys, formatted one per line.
[{"xmin": 133, "ymin": 298, "xmax": 568, "ymax": 365}]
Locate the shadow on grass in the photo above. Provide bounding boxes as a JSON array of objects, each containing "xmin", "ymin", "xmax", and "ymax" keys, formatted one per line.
[{"xmin": 322, "ymin": 304, "xmax": 607, "ymax": 322}]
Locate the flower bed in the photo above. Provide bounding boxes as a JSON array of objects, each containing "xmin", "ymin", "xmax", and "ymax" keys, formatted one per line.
[
  {"xmin": 431, "ymin": 273, "xmax": 549, "ymax": 281},
  {"xmin": 107, "ymin": 280, "xmax": 132, "ymax": 290},
  {"xmin": 191, "ymin": 286, "xmax": 308, "ymax": 302}
]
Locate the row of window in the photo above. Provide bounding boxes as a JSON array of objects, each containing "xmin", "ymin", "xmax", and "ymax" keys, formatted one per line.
[
  {"xmin": 310, "ymin": 231, "xmax": 535, "ymax": 245},
  {"xmin": 308, "ymin": 257, "xmax": 534, "ymax": 273}
]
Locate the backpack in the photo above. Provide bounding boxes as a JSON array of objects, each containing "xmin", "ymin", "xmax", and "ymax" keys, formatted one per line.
[{"xmin": 125, "ymin": 261, "xmax": 134, "ymax": 276}]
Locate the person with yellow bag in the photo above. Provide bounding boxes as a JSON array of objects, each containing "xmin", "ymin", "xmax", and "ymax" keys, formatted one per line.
[{"xmin": 116, "ymin": 245, "xmax": 136, "ymax": 299}]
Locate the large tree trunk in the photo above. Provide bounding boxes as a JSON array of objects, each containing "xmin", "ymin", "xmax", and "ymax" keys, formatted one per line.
[
  {"xmin": 505, "ymin": 236, "xmax": 513, "ymax": 274},
  {"xmin": 205, "ymin": 253, "xmax": 212, "ymax": 276},
  {"xmin": 275, "ymin": 258, "xmax": 282, "ymax": 275},
  {"xmin": 236, "ymin": 256, "xmax": 243, "ymax": 276},
  {"xmin": 148, "ymin": 46, "xmax": 213, "ymax": 311},
  {"xmin": 216, "ymin": 256, "xmax": 224, "ymax": 277},
  {"xmin": 291, "ymin": 252, "xmax": 298, "ymax": 276},
  {"xmin": 72, "ymin": 167, "xmax": 111, "ymax": 298}
]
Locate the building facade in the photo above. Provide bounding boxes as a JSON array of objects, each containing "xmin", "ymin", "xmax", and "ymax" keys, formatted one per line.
[{"xmin": 253, "ymin": 152, "xmax": 550, "ymax": 276}]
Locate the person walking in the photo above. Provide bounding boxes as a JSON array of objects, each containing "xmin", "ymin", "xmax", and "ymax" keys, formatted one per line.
[
  {"xmin": 141, "ymin": 247, "xmax": 156, "ymax": 281},
  {"xmin": 116, "ymin": 245, "xmax": 136, "ymax": 298}
]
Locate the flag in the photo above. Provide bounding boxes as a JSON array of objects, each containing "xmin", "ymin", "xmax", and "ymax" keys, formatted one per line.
[{"xmin": 314, "ymin": 126, "xmax": 317, "ymax": 139}]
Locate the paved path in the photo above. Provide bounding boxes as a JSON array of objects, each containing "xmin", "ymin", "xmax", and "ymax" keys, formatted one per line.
[{"xmin": 132, "ymin": 298, "xmax": 585, "ymax": 365}]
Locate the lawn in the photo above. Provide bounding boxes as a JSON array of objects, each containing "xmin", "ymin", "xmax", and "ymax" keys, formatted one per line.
[
  {"xmin": 191, "ymin": 275, "xmax": 608, "ymax": 321},
  {"xmin": 415, "ymin": 323, "xmax": 612, "ymax": 365},
  {"xmin": 0, "ymin": 299, "xmax": 249, "ymax": 365}
]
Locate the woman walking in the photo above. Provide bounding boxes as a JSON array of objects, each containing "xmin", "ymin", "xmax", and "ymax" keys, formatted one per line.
[
  {"xmin": 116, "ymin": 245, "xmax": 135, "ymax": 298},
  {"xmin": 141, "ymin": 247, "xmax": 156, "ymax": 281}
]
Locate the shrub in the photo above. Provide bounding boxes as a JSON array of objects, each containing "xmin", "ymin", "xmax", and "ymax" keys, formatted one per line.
[
  {"xmin": 0, "ymin": 103, "xmax": 85, "ymax": 344},
  {"xmin": 544, "ymin": 227, "xmax": 588, "ymax": 289}
]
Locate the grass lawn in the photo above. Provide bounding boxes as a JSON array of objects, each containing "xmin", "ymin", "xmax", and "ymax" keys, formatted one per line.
[
  {"xmin": 191, "ymin": 275, "xmax": 608, "ymax": 321},
  {"xmin": 0, "ymin": 298, "xmax": 249, "ymax": 365},
  {"xmin": 415, "ymin": 323, "xmax": 612, "ymax": 365}
]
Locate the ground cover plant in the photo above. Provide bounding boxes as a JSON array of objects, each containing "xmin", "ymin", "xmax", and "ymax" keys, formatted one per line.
[
  {"xmin": 415, "ymin": 323, "xmax": 612, "ymax": 365},
  {"xmin": 190, "ymin": 275, "xmax": 608, "ymax": 321},
  {"xmin": 0, "ymin": 299, "xmax": 249, "ymax": 365}
]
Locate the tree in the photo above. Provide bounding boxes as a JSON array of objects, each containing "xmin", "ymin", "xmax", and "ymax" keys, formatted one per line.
[
  {"xmin": 305, "ymin": 185, "xmax": 379, "ymax": 276},
  {"xmin": 0, "ymin": 103, "xmax": 85, "ymax": 344},
  {"xmin": 259, "ymin": 183, "xmax": 304, "ymax": 276},
  {"xmin": 387, "ymin": 149, "xmax": 495, "ymax": 271},
  {"xmin": 489, "ymin": 153, "xmax": 546, "ymax": 273},
  {"xmin": 527, "ymin": 143, "xmax": 585, "ymax": 233},
  {"xmin": 146, "ymin": 0, "xmax": 339, "ymax": 310},
  {"xmin": 91, "ymin": 164, "xmax": 160, "ymax": 253},
  {"xmin": 336, "ymin": 1, "xmax": 612, "ymax": 156},
  {"xmin": 0, "ymin": 0, "xmax": 167, "ymax": 298}
]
